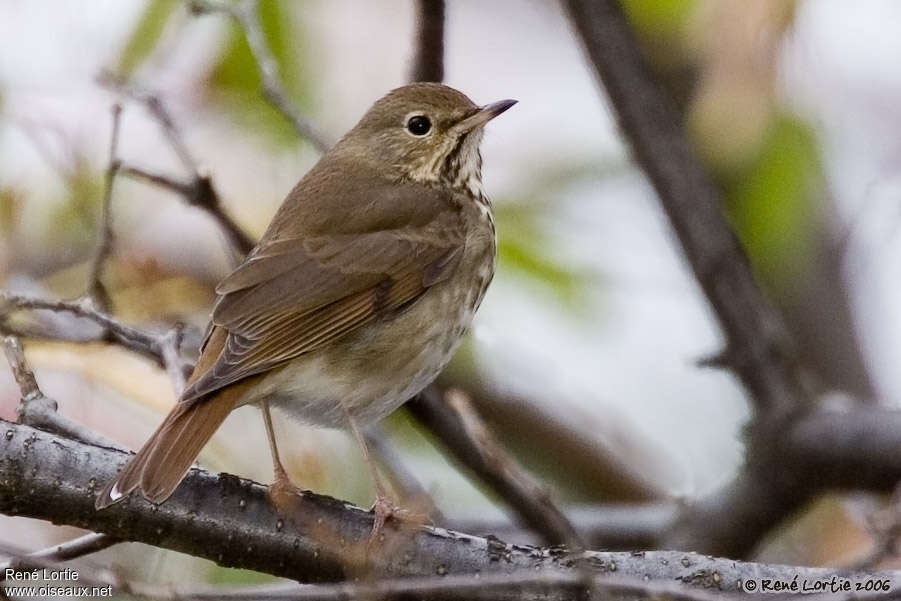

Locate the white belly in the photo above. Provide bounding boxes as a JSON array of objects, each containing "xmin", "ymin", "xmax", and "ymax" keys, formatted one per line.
[{"xmin": 242, "ymin": 248, "xmax": 494, "ymax": 429}]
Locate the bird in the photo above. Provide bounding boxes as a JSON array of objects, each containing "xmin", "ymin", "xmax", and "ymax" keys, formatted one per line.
[{"xmin": 95, "ymin": 82, "xmax": 515, "ymax": 535}]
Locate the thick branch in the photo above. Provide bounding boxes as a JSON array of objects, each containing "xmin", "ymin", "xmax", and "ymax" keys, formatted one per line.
[
  {"xmin": 563, "ymin": 0, "xmax": 808, "ymax": 419},
  {"xmin": 563, "ymin": 0, "xmax": 819, "ymax": 557},
  {"xmin": 3, "ymin": 419, "xmax": 900, "ymax": 598},
  {"xmin": 409, "ymin": 386, "xmax": 581, "ymax": 547},
  {"xmin": 663, "ymin": 406, "xmax": 901, "ymax": 554}
]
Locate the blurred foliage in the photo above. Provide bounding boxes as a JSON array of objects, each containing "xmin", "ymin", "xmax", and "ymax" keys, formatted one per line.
[
  {"xmin": 116, "ymin": 0, "xmax": 313, "ymax": 146},
  {"xmin": 0, "ymin": 187, "xmax": 22, "ymax": 241},
  {"xmin": 622, "ymin": 0, "xmax": 697, "ymax": 35},
  {"xmin": 623, "ymin": 0, "xmax": 819, "ymax": 294},
  {"xmin": 622, "ymin": 0, "xmax": 698, "ymax": 79},
  {"xmin": 47, "ymin": 162, "xmax": 103, "ymax": 258},
  {"xmin": 724, "ymin": 115, "xmax": 822, "ymax": 292},
  {"xmin": 493, "ymin": 159, "xmax": 624, "ymax": 310},
  {"xmin": 496, "ymin": 209, "xmax": 586, "ymax": 308},
  {"xmin": 115, "ymin": 0, "xmax": 180, "ymax": 78},
  {"xmin": 208, "ymin": 0, "xmax": 313, "ymax": 146},
  {"xmin": 207, "ymin": 565, "xmax": 276, "ymax": 587}
]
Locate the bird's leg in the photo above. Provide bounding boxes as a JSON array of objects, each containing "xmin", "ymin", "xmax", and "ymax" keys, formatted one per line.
[
  {"xmin": 340, "ymin": 400, "xmax": 397, "ymax": 544},
  {"xmin": 261, "ymin": 400, "xmax": 302, "ymax": 504}
]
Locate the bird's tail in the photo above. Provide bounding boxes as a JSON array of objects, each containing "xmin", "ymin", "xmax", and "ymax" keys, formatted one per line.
[{"xmin": 95, "ymin": 387, "xmax": 241, "ymax": 509}]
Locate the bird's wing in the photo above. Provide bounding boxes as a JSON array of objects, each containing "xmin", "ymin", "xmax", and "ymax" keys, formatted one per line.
[{"xmin": 180, "ymin": 208, "xmax": 465, "ymax": 401}]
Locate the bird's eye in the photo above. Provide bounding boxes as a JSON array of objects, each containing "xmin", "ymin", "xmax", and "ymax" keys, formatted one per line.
[{"xmin": 406, "ymin": 115, "xmax": 431, "ymax": 136}]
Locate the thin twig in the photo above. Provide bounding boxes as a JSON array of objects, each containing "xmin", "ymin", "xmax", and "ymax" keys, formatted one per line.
[
  {"xmin": 0, "ymin": 533, "xmax": 119, "ymax": 577},
  {"xmin": 410, "ymin": 0, "xmax": 445, "ymax": 82},
  {"xmin": 0, "ymin": 293, "xmax": 190, "ymax": 397},
  {"xmin": 99, "ymin": 75, "xmax": 255, "ymax": 257},
  {"xmin": 451, "ymin": 502, "xmax": 676, "ymax": 549},
  {"xmin": 85, "ymin": 104, "xmax": 123, "ymax": 313},
  {"xmin": 1, "ymin": 335, "xmax": 123, "ymax": 448},
  {"xmin": 115, "ymin": 571, "xmax": 745, "ymax": 601},
  {"xmin": 1, "ymin": 294, "xmax": 161, "ymax": 361},
  {"xmin": 2, "ymin": 335, "xmax": 46, "ymax": 407},
  {"xmin": 188, "ymin": 0, "xmax": 330, "ymax": 152},
  {"xmin": 160, "ymin": 323, "xmax": 189, "ymax": 396},
  {"xmin": 0, "ymin": 542, "xmax": 786, "ymax": 601}
]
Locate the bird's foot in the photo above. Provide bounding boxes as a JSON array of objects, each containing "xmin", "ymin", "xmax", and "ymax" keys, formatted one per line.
[
  {"xmin": 268, "ymin": 467, "xmax": 304, "ymax": 512},
  {"xmin": 367, "ymin": 495, "xmax": 431, "ymax": 547}
]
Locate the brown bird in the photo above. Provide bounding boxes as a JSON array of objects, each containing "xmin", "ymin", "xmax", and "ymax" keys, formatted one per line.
[{"xmin": 95, "ymin": 83, "xmax": 515, "ymax": 532}]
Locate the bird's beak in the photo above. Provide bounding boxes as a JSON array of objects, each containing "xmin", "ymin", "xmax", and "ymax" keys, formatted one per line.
[{"xmin": 452, "ymin": 99, "xmax": 518, "ymax": 134}]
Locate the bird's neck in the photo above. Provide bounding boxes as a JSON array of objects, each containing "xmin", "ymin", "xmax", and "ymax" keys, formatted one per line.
[{"xmin": 440, "ymin": 130, "xmax": 488, "ymax": 206}]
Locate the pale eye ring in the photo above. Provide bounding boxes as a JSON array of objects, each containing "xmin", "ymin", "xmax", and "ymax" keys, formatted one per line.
[{"xmin": 406, "ymin": 115, "xmax": 432, "ymax": 136}]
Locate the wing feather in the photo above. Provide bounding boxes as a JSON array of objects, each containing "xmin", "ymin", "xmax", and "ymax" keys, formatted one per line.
[{"xmin": 181, "ymin": 202, "xmax": 465, "ymax": 402}]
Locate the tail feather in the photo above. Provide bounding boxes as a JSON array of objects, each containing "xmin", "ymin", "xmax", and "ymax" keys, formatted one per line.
[{"xmin": 95, "ymin": 388, "xmax": 239, "ymax": 509}]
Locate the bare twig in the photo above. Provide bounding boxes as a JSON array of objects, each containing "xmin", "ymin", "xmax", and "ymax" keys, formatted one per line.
[
  {"xmin": 2, "ymin": 336, "xmax": 42, "ymax": 403},
  {"xmin": 2, "ymin": 335, "xmax": 122, "ymax": 448},
  {"xmin": 0, "ymin": 293, "xmax": 190, "ymax": 397},
  {"xmin": 100, "ymin": 571, "xmax": 743, "ymax": 601},
  {"xmin": 409, "ymin": 386, "xmax": 581, "ymax": 547},
  {"xmin": 410, "ymin": 0, "xmax": 445, "ymax": 82},
  {"xmin": 85, "ymin": 104, "xmax": 123, "ymax": 313},
  {"xmin": 188, "ymin": 0, "xmax": 330, "ymax": 152},
  {"xmin": 0, "ymin": 533, "xmax": 118, "ymax": 577},
  {"xmin": 159, "ymin": 322, "xmax": 189, "ymax": 396},
  {"xmin": 99, "ymin": 75, "xmax": 255, "ymax": 257},
  {"xmin": 0, "ymin": 542, "xmax": 841, "ymax": 601},
  {"xmin": 2, "ymin": 294, "xmax": 162, "ymax": 362}
]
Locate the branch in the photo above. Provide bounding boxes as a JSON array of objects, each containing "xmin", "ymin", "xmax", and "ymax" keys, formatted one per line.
[
  {"xmin": 2, "ymin": 294, "xmax": 163, "ymax": 363},
  {"xmin": 410, "ymin": 0, "xmax": 445, "ymax": 82},
  {"xmin": 85, "ymin": 103, "xmax": 122, "ymax": 313},
  {"xmin": 0, "ymin": 533, "xmax": 118, "ymax": 576},
  {"xmin": 3, "ymin": 288, "xmax": 580, "ymax": 548},
  {"xmin": 188, "ymin": 0, "xmax": 330, "ymax": 152},
  {"xmin": 563, "ymin": 0, "xmax": 808, "ymax": 420},
  {"xmin": 0, "ymin": 293, "xmax": 191, "ymax": 397},
  {"xmin": 563, "ymin": 0, "xmax": 821, "ymax": 556},
  {"xmin": 409, "ymin": 387, "xmax": 582, "ymax": 547},
  {"xmin": 100, "ymin": 76, "xmax": 256, "ymax": 257},
  {"xmin": 452, "ymin": 503, "xmax": 676, "ymax": 549},
  {"xmin": 1, "ymin": 335, "xmax": 119, "ymax": 448},
  {"xmin": 2, "ymin": 418, "xmax": 899, "ymax": 598}
]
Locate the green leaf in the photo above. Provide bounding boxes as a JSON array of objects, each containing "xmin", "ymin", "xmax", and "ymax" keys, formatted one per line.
[
  {"xmin": 726, "ymin": 114, "xmax": 822, "ymax": 290},
  {"xmin": 47, "ymin": 161, "xmax": 104, "ymax": 248},
  {"xmin": 208, "ymin": 0, "xmax": 312, "ymax": 146},
  {"xmin": 116, "ymin": 0, "xmax": 180, "ymax": 78},
  {"xmin": 497, "ymin": 236, "xmax": 587, "ymax": 307},
  {"xmin": 621, "ymin": 0, "xmax": 697, "ymax": 35}
]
